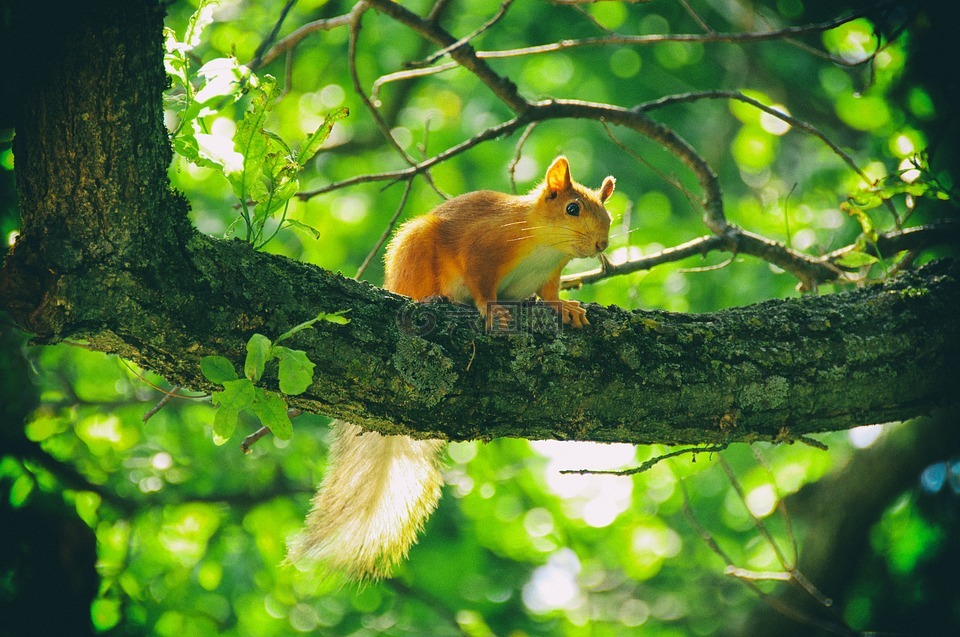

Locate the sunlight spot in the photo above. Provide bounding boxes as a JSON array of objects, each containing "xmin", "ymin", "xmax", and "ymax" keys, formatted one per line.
[
  {"xmin": 321, "ymin": 84, "xmax": 346, "ymax": 109},
  {"xmin": 7, "ymin": 230, "xmax": 19, "ymax": 246},
  {"xmin": 759, "ymin": 105, "xmax": 791, "ymax": 136},
  {"xmin": 618, "ymin": 599, "xmax": 651, "ymax": 627},
  {"xmin": 523, "ymin": 508, "xmax": 554, "ymax": 538},
  {"xmin": 447, "ymin": 441, "xmax": 478, "ymax": 464},
  {"xmin": 289, "ymin": 603, "xmax": 320, "ymax": 632},
  {"xmin": 790, "ymin": 228, "xmax": 817, "ymax": 251},
  {"xmin": 898, "ymin": 157, "xmax": 921, "ymax": 184},
  {"xmin": 138, "ymin": 476, "xmax": 163, "ymax": 493},
  {"xmin": 82, "ymin": 415, "xmax": 123, "ymax": 444},
  {"xmin": 849, "ymin": 423, "xmax": 884, "ymax": 448},
  {"xmin": 530, "ymin": 441, "xmax": 634, "ymax": 527},
  {"xmin": 522, "ymin": 549, "xmax": 582, "ymax": 613},
  {"xmin": 920, "ymin": 463, "xmax": 946, "ymax": 494},
  {"xmin": 195, "ymin": 132, "xmax": 243, "ymax": 175},
  {"xmin": 152, "ymin": 452, "xmax": 173, "ymax": 470},
  {"xmin": 513, "ymin": 156, "xmax": 538, "ymax": 183},
  {"xmin": 745, "ymin": 484, "xmax": 777, "ymax": 518},
  {"xmin": 330, "ymin": 194, "xmax": 368, "ymax": 224},
  {"xmin": 893, "ymin": 134, "xmax": 916, "ymax": 157}
]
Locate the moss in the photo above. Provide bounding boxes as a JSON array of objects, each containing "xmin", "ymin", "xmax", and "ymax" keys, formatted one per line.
[
  {"xmin": 391, "ymin": 337, "xmax": 458, "ymax": 408},
  {"xmin": 738, "ymin": 375, "xmax": 790, "ymax": 412}
]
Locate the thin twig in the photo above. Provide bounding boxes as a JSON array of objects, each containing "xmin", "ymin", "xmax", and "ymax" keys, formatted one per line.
[
  {"xmin": 560, "ymin": 444, "xmax": 727, "ymax": 476},
  {"xmin": 372, "ymin": 62, "xmax": 459, "ymax": 105},
  {"xmin": 675, "ymin": 467, "xmax": 856, "ymax": 636},
  {"xmin": 508, "ymin": 122, "xmax": 538, "ymax": 193},
  {"xmin": 241, "ymin": 426, "xmax": 271, "ymax": 454},
  {"xmin": 348, "ymin": 2, "xmax": 443, "ymax": 198},
  {"xmin": 637, "ymin": 90, "xmax": 870, "ymax": 185},
  {"xmin": 415, "ymin": 0, "xmax": 516, "ymax": 67},
  {"xmin": 298, "ymin": 116, "xmax": 526, "ymax": 199},
  {"xmin": 602, "ymin": 120, "xmax": 702, "ymax": 207},
  {"xmin": 475, "ymin": 9, "xmax": 875, "ymax": 60},
  {"xmin": 143, "ymin": 388, "xmax": 177, "ymax": 422},
  {"xmin": 249, "ymin": 0, "xmax": 298, "ymax": 71},
  {"xmin": 252, "ymin": 13, "xmax": 354, "ymax": 69},
  {"xmin": 719, "ymin": 455, "xmax": 793, "ymax": 568},
  {"xmin": 678, "ymin": 0, "xmax": 714, "ymax": 34},
  {"xmin": 356, "ymin": 179, "xmax": 416, "ymax": 279}
]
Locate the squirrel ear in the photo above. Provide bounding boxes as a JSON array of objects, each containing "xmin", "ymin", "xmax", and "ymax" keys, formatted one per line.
[
  {"xmin": 599, "ymin": 176, "xmax": 616, "ymax": 202},
  {"xmin": 545, "ymin": 156, "xmax": 572, "ymax": 195}
]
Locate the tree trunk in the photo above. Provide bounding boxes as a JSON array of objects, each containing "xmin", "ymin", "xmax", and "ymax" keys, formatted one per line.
[{"xmin": 2, "ymin": 0, "xmax": 958, "ymax": 449}]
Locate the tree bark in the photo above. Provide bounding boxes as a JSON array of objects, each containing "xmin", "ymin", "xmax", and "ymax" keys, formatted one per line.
[{"xmin": 2, "ymin": 0, "xmax": 958, "ymax": 448}]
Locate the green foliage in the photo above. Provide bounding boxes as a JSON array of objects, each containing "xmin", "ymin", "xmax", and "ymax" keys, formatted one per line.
[
  {"xmin": 201, "ymin": 312, "xmax": 347, "ymax": 444},
  {"xmin": 164, "ymin": 0, "xmax": 348, "ymax": 249}
]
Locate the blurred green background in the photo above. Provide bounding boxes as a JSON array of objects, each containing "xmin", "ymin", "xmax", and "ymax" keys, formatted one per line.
[{"xmin": 2, "ymin": 0, "xmax": 958, "ymax": 635}]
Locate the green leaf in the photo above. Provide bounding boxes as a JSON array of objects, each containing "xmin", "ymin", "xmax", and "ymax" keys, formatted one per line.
[
  {"xmin": 211, "ymin": 378, "xmax": 256, "ymax": 411},
  {"xmin": 285, "ymin": 219, "xmax": 322, "ymax": 239},
  {"xmin": 9, "ymin": 474, "xmax": 35, "ymax": 508},
  {"xmin": 320, "ymin": 311, "xmax": 351, "ymax": 325},
  {"xmin": 230, "ymin": 75, "xmax": 277, "ymax": 204},
  {"xmin": 843, "ymin": 204, "xmax": 879, "ymax": 243},
  {"xmin": 273, "ymin": 346, "xmax": 316, "ymax": 395},
  {"xmin": 251, "ymin": 388, "xmax": 293, "ymax": 440},
  {"xmin": 298, "ymin": 107, "xmax": 349, "ymax": 165},
  {"xmin": 191, "ymin": 57, "xmax": 249, "ymax": 118},
  {"xmin": 835, "ymin": 251, "xmax": 880, "ymax": 269},
  {"xmin": 244, "ymin": 333, "xmax": 273, "ymax": 382},
  {"xmin": 275, "ymin": 310, "xmax": 350, "ymax": 344},
  {"xmin": 201, "ymin": 355, "xmax": 239, "ymax": 384},
  {"xmin": 212, "ymin": 406, "xmax": 239, "ymax": 446},
  {"xmin": 210, "ymin": 378, "xmax": 256, "ymax": 445}
]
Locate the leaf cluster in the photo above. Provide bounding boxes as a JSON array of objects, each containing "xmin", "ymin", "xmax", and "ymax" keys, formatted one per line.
[
  {"xmin": 164, "ymin": 0, "xmax": 348, "ymax": 249},
  {"xmin": 200, "ymin": 312, "xmax": 349, "ymax": 444}
]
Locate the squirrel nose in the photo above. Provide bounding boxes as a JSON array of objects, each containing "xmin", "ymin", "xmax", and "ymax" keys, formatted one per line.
[{"xmin": 596, "ymin": 238, "xmax": 608, "ymax": 252}]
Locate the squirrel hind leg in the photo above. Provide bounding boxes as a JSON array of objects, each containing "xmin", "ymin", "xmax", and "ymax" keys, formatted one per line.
[{"xmin": 287, "ymin": 421, "xmax": 445, "ymax": 580}]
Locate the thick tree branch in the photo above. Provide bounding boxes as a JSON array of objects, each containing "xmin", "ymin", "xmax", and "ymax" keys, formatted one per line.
[
  {"xmin": 2, "ymin": 0, "xmax": 958, "ymax": 453},
  {"xmin": 4, "ymin": 218, "xmax": 959, "ymax": 446}
]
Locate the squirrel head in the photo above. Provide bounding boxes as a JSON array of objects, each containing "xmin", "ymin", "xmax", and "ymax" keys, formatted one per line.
[{"xmin": 534, "ymin": 156, "xmax": 615, "ymax": 259}]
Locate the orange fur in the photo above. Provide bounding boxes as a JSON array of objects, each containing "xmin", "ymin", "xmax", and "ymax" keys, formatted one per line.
[{"xmin": 385, "ymin": 156, "xmax": 615, "ymax": 327}]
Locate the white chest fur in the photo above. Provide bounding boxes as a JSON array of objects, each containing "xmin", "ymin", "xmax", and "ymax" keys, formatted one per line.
[{"xmin": 497, "ymin": 245, "xmax": 567, "ymax": 301}]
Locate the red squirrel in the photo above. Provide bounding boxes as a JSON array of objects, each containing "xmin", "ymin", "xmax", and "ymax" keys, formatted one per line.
[
  {"xmin": 386, "ymin": 155, "xmax": 615, "ymax": 328},
  {"xmin": 288, "ymin": 156, "xmax": 616, "ymax": 579}
]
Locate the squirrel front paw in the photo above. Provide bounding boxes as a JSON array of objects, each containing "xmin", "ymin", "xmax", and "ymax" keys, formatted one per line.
[{"xmin": 557, "ymin": 299, "xmax": 589, "ymax": 328}]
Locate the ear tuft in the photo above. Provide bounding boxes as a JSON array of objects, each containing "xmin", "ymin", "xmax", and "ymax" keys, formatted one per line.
[{"xmin": 599, "ymin": 176, "xmax": 616, "ymax": 202}]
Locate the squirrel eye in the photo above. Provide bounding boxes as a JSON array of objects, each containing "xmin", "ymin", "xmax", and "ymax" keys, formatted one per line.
[{"xmin": 565, "ymin": 202, "xmax": 581, "ymax": 217}]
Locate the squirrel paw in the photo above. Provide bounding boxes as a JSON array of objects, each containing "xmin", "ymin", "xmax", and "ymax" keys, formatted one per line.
[{"xmin": 557, "ymin": 299, "xmax": 589, "ymax": 328}]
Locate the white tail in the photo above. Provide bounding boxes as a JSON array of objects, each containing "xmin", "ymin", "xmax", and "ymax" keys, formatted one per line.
[{"xmin": 287, "ymin": 422, "xmax": 445, "ymax": 580}]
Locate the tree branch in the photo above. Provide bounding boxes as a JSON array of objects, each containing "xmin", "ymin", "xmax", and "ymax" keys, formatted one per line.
[{"xmin": 2, "ymin": 0, "xmax": 958, "ymax": 454}]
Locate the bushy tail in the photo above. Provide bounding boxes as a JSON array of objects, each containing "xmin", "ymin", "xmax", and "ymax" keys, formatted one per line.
[{"xmin": 287, "ymin": 422, "xmax": 445, "ymax": 580}]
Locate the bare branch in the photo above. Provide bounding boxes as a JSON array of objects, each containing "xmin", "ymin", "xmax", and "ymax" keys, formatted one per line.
[
  {"xmin": 637, "ymin": 90, "xmax": 870, "ymax": 185},
  {"xmin": 251, "ymin": 13, "xmax": 354, "ymax": 69},
  {"xmin": 298, "ymin": 116, "xmax": 526, "ymax": 199},
  {"xmin": 508, "ymin": 122, "xmax": 538, "ymax": 193},
  {"xmin": 415, "ymin": 0, "xmax": 516, "ymax": 67},
  {"xmin": 355, "ymin": 178, "xmax": 416, "ymax": 280},
  {"xmin": 367, "ymin": 0, "xmax": 529, "ymax": 113},
  {"xmin": 249, "ymin": 0, "xmax": 298, "ymax": 69},
  {"xmin": 476, "ymin": 10, "xmax": 873, "ymax": 61},
  {"xmin": 372, "ymin": 62, "xmax": 458, "ymax": 105}
]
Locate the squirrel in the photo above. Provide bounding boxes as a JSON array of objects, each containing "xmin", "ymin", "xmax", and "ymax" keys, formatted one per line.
[{"xmin": 287, "ymin": 156, "xmax": 616, "ymax": 580}]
